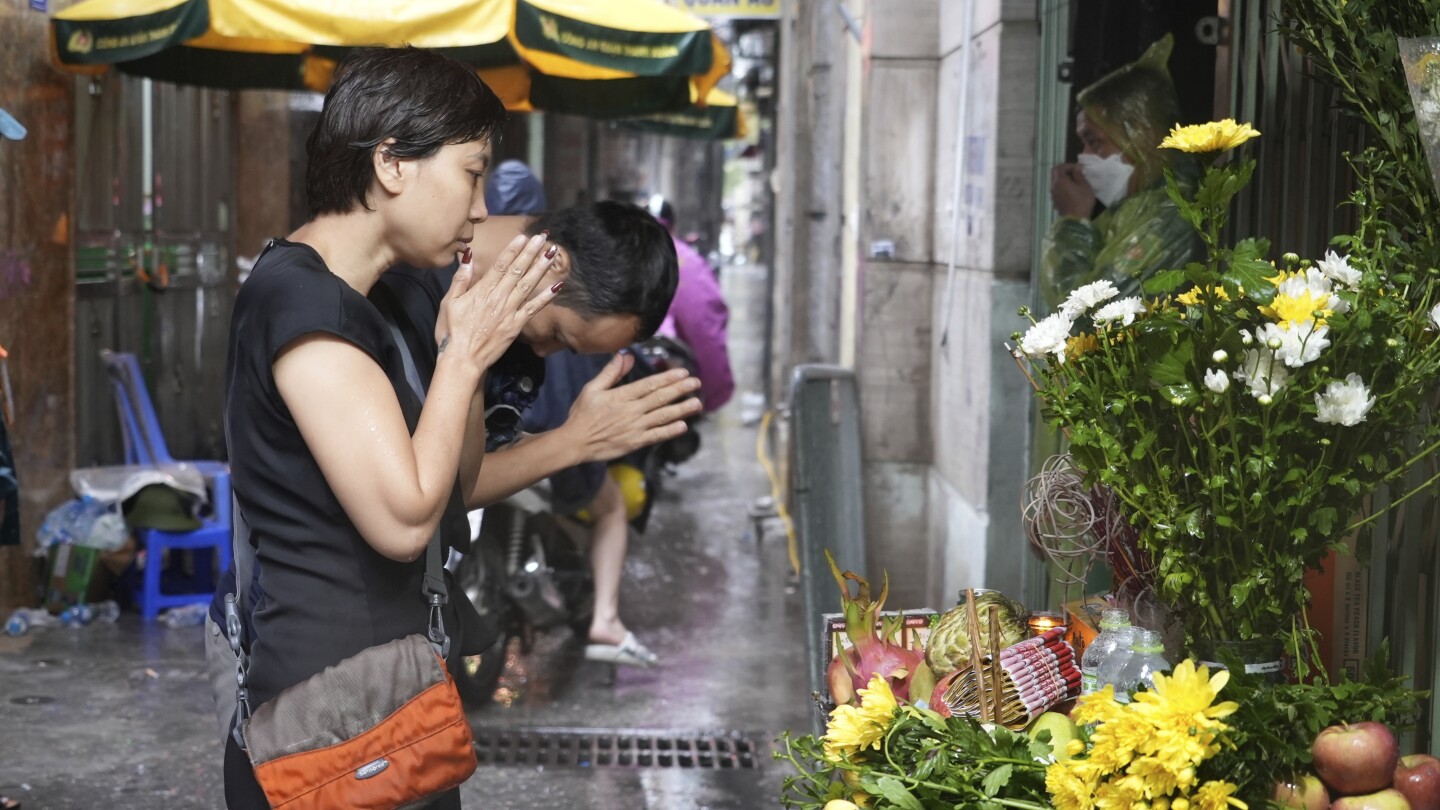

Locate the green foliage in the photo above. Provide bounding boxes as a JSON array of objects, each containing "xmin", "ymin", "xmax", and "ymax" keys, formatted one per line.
[
  {"xmin": 1018, "ymin": 136, "xmax": 1440, "ymax": 647},
  {"xmin": 1203, "ymin": 642, "xmax": 1425, "ymax": 807},
  {"xmin": 1280, "ymin": 0, "xmax": 1440, "ymax": 279},
  {"xmin": 776, "ymin": 709, "xmax": 1054, "ymax": 810}
]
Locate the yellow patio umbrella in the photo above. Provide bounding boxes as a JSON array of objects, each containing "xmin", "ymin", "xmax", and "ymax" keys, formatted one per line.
[{"xmin": 50, "ymin": 0, "xmax": 728, "ymax": 118}]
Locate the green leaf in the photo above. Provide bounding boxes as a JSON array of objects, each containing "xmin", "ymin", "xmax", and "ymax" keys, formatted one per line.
[
  {"xmin": 874, "ymin": 776, "xmax": 925, "ymax": 810},
  {"xmin": 1226, "ymin": 237, "xmax": 1277, "ymax": 298},
  {"xmin": 1147, "ymin": 339, "xmax": 1196, "ymax": 387},
  {"xmin": 1143, "ymin": 268, "xmax": 1187, "ymax": 295},
  {"xmin": 1230, "ymin": 577, "xmax": 1256, "ymax": 608},
  {"xmin": 982, "ymin": 764, "xmax": 1014, "ymax": 797}
]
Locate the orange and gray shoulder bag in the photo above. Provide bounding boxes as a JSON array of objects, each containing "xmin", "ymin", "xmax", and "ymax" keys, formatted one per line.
[{"xmin": 225, "ymin": 501, "xmax": 477, "ymax": 809}]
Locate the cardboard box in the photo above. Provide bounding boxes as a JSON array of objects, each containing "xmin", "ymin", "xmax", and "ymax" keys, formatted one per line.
[
  {"xmin": 1061, "ymin": 595, "xmax": 1112, "ymax": 663},
  {"xmin": 1305, "ymin": 533, "xmax": 1368, "ymax": 681}
]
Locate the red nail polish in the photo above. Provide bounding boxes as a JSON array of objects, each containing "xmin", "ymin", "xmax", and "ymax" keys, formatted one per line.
[
  {"xmin": 462, "ymin": 247, "xmax": 473, "ymax": 264},
  {"xmin": 541, "ymin": 229, "xmax": 550, "ymax": 237},
  {"xmin": 544, "ymin": 244, "xmax": 558, "ymax": 259},
  {"xmin": 551, "ymin": 281, "xmax": 565, "ymax": 293}
]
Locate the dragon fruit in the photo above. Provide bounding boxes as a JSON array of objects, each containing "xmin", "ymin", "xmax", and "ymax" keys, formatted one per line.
[{"xmin": 824, "ymin": 550, "xmax": 922, "ymax": 705}]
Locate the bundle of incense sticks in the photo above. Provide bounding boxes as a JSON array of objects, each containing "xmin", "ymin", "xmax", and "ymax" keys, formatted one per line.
[{"xmin": 938, "ymin": 623, "xmax": 1081, "ymax": 729}]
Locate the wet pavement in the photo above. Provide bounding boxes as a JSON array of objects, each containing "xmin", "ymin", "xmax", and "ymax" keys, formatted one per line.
[{"xmin": 0, "ymin": 261, "xmax": 811, "ymax": 808}]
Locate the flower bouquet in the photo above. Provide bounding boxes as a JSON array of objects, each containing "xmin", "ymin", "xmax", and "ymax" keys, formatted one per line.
[{"xmin": 1014, "ymin": 120, "xmax": 1440, "ymax": 651}]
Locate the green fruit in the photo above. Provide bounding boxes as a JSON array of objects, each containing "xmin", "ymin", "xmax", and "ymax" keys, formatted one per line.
[
  {"xmin": 925, "ymin": 592, "xmax": 1029, "ymax": 675},
  {"xmin": 1025, "ymin": 711, "xmax": 1079, "ymax": 761}
]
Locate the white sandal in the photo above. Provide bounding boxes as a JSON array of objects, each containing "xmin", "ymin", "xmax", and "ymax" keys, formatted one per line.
[{"xmin": 585, "ymin": 631, "xmax": 659, "ymax": 668}]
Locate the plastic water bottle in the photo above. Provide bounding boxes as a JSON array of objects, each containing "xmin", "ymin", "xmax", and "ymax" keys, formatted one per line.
[
  {"xmin": 1094, "ymin": 626, "xmax": 1138, "ymax": 701},
  {"xmin": 1112, "ymin": 629, "xmax": 1171, "ymax": 702},
  {"xmin": 1080, "ymin": 608, "xmax": 1132, "ymax": 696},
  {"xmin": 5, "ymin": 608, "xmax": 58, "ymax": 636},
  {"xmin": 93, "ymin": 600, "xmax": 121, "ymax": 624},
  {"xmin": 161, "ymin": 603, "xmax": 209, "ymax": 628},
  {"xmin": 60, "ymin": 603, "xmax": 95, "ymax": 628}
]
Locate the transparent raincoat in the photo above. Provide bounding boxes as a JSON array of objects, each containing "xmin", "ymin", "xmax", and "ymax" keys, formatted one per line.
[{"xmin": 1041, "ymin": 35, "xmax": 1203, "ymax": 312}]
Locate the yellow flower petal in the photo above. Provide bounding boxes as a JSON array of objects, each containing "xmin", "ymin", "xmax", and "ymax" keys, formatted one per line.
[{"xmin": 1159, "ymin": 120, "xmax": 1261, "ymax": 153}]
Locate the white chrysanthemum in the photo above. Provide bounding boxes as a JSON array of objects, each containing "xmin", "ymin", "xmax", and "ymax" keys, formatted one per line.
[
  {"xmin": 1233, "ymin": 348, "xmax": 1290, "ymax": 398},
  {"xmin": 1429, "ymin": 302, "xmax": 1440, "ymax": 330},
  {"xmin": 1275, "ymin": 267, "xmax": 1348, "ymax": 316},
  {"xmin": 1019, "ymin": 314, "xmax": 1074, "ymax": 363},
  {"xmin": 1092, "ymin": 297, "xmax": 1147, "ymax": 327},
  {"xmin": 1315, "ymin": 250, "xmax": 1362, "ymax": 290},
  {"xmin": 1256, "ymin": 321, "xmax": 1330, "ymax": 368},
  {"xmin": 1315, "ymin": 373, "xmax": 1375, "ymax": 427},
  {"xmin": 1203, "ymin": 368, "xmax": 1230, "ymax": 393},
  {"xmin": 1059, "ymin": 280, "xmax": 1120, "ymax": 319}
]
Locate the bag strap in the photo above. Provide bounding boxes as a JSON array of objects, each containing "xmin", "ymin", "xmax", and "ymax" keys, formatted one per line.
[
  {"xmin": 229, "ymin": 268, "xmax": 450, "ymax": 750},
  {"xmin": 378, "ymin": 291, "xmax": 452, "ymax": 658}
]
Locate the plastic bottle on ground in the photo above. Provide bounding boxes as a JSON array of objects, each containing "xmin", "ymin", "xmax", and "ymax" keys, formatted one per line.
[
  {"xmin": 5, "ymin": 608, "xmax": 58, "ymax": 636},
  {"xmin": 1112, "ymin": 629, "xmax": 1171, "ymax": 702},
  {"xmin": 93, "ymin": 600, "xmax": 121, "ymax": 623},
  {"xmin": 60, "ymin": 604, "xmax": 95, "ymax": 628},
  {"xmin": 1079, "ymin": 608, "xmax": 1132, "ymax": 696},
  {"xmin": 1093, "ymin": 626, "xmax": 1138, "ymax": 701},
  {"xmin": 160, "ymin": 603, "xmax": 209, "ymax": 628}
]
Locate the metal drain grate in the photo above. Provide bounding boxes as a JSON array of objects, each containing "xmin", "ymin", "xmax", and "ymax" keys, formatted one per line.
[{"xmin": 473, "ymin": 727, "xmax": 764, "ymax": 769}]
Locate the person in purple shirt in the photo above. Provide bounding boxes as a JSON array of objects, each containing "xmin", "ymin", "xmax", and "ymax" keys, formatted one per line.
[{"xmin": 647, "ymin": 195, "xmax": 734, "ymax": 412}]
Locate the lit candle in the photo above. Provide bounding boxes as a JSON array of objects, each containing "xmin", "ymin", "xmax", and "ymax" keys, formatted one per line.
[{"xmin": 1027, "ymin": 611, "xmax": 1065, "ymax": 637}]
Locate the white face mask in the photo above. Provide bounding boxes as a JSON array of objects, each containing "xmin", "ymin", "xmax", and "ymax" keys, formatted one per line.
[{"xmin": 1078, "ymin": 153, "xmax": 1135, "ymax": 208}]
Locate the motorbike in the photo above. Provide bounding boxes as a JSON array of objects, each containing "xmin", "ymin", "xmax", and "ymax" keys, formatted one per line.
[{"xmin": 450, "ymin": 335, "xmax": 702, "ymax": 707}]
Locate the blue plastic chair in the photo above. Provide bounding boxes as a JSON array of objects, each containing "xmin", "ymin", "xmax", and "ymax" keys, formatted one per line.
[{"xmin": 100, "ymin": 350, "xmax": 232, "ymax": 621}]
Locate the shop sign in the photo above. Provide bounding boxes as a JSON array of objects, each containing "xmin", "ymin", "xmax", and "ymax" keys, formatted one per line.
[{"xmin": 671, "ymin": 0, "xmax": 782, "ymax": 20}]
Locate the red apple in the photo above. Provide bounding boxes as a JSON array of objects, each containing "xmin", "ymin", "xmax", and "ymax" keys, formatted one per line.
[
  {"xmin": 1331, "ymin": 789, "xmax": 1412, "ymax": 810},
  {"xmin": 1313, "ymin": 721, "xmax": 1400, "ymax": 795},
  {"xmin": 1395, "ymin": 754, "xmax": 1440, "ymax": 810},
  {"xmin": 1271, "ymin": 774, "xmax": 1329, "ymax": 810}
]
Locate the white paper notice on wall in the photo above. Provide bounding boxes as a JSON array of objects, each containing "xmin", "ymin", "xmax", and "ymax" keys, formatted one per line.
[{"xmin": 870, "ymin": 239, "xmax": 896, "ymax": 259}]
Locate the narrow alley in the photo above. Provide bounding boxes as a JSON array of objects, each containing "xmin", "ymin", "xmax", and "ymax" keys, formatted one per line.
[{"xmin": 0, "ymin": 261, "xmax": 810, "ymax": 809}]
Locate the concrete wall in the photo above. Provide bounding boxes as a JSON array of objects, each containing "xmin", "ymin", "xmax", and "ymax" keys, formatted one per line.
[
  {"xmin": 857, "ymin": 0, "xmax": 939, "ymax": 608},
  {"xmin": 0, "ymin": 0, "xmax": 79, "ymax": 611},
  {"xmin": 926, "ymin": 0, "xmax": 1039, "ymax": 604},
  {"xmin": 771, "ymin": 0, "xmax": 1042, "ymax": 611}
]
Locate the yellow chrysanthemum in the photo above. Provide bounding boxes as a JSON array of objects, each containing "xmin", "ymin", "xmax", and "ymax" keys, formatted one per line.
[
  {"xmin": 856, "ymin": 675, "xmax": 897, "ymax": 723},
  {"xmin": 1048, "ymin": 762, "xmax": 1098, "ymax": 810},
  {"xmin": 1159, "ymin": 120, "xmax": 1261, "ymax": 153},
  {"xmin": 1194, "ymin": 780, "xmax": 1247, "ymax": 810},
  {"xmin": 1175, "ymin": 286, "xmax": 1230, "ymax": 306},
  {"xmin": 821, "ymin": 675, "xmax": 896, "ymax": 762},
  {"xmin": 1260, "ymin": 291, "xmax": 1332, "ymax": 328},
  {"xmin": 1066, "ymin": 332, "xmax": 1101, "ymax": 360},
  {"xmin": 1125, "ymin": 755, "xmax": 1182, "ymax": 799},
  {"xmin": 1072, "ymin": 685, "xmax": 1125, "ymax": 725},
  {"xmin": 1094, "ymin": 778, "xmax": 1145, "ymax": 810},
  {"xmin": 1131, "ymin": 660, "xmax": 1239, "ymax": 726}
]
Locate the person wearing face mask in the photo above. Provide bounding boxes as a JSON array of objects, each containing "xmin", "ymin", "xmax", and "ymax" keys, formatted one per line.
[{"xmin": 1041, "ymin": 34, "xmax": 1203, "ymax": 312}]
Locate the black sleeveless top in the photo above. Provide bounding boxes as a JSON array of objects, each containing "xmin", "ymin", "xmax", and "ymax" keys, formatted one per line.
[{"xmin": 225, "ymin": 239, "xmax": 467, "ymax": 707}]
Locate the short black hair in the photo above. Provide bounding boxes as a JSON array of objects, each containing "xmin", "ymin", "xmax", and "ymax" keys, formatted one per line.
[
  {"xmin": 305, "ymin": 47, "xmax": 507, "ymax": 218},
  {"xmin": 525, "ymin": 201, "xmax": 678, "ymax": 339}
]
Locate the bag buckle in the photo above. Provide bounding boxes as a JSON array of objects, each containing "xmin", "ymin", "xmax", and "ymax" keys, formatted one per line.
[{"xmin": 427, "ymin": 595, "xmax": 450, "ymax": 659}]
